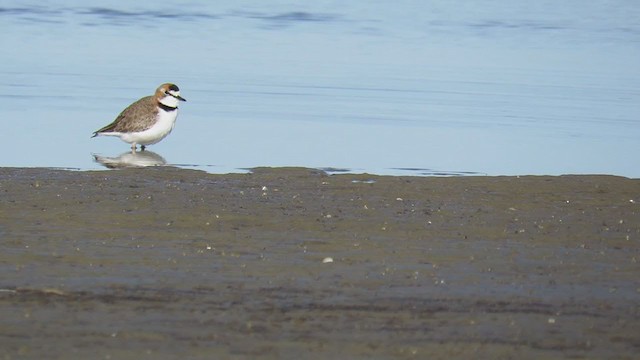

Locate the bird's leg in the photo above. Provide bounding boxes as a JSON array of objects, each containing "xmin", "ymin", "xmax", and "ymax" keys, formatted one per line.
[
  {"xmin": 131, "ymin": 143, "xmax": 137, "ymax": 154},
  {"xmin": 141, "ymin": 145, "xmax": 146, "ymax": 151}
]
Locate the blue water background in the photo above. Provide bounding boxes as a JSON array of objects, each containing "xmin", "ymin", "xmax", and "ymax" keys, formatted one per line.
[{"xmin": 1, "ymin": 1, "xmax": 639, "ymax": 176}]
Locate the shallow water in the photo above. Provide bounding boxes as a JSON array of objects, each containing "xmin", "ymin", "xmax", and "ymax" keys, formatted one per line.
[{"xmin": 1, "ymin": 1, "xmax": 639, "ymax": 176}]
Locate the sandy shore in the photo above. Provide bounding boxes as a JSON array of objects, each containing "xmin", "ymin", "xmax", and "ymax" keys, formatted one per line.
[{"xmin": 1, "ymin": 167, "xmax": 639, "ymax": 359}]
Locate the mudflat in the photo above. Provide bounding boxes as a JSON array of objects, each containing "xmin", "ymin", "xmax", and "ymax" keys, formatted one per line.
[{"xmin": 1, "ymin": 167, "xmax": 638, "ymax": 359}]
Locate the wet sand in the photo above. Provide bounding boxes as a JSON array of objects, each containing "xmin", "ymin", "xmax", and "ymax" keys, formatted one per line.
[{"xmin": 1, "ymin": 167, "xmax": 639, "ymax": 359}]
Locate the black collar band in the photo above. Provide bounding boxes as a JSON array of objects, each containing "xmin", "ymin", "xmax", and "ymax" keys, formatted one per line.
[{"xmin": 158, "ymin": 102, "xmax": 178, "ymax": 112}]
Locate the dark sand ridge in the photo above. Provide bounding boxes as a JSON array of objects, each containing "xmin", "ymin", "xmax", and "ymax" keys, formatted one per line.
[{"xmin": 0, "ymin": 167, "xmax": 639, "ymax": 359}]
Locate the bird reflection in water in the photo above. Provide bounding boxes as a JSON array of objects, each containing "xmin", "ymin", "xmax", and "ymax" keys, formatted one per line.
[{"xmin": 93, "ymin": 150, "xmax": 167, "ymax": 169}]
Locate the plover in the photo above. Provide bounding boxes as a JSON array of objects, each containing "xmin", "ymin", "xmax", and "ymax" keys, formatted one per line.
[{"xmin": 92, "ymin": 83, "xmax": 186, "ymax": 152}]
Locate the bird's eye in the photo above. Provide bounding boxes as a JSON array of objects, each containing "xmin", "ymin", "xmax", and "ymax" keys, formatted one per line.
[{"xmin": 164, "ymin": 91, "xmax": 170, "ymax": 95}]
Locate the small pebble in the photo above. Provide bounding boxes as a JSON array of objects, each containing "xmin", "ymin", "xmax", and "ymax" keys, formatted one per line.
[{"xmin": 322, "ymin": 257, "xmax": 334, "ymax": 263}]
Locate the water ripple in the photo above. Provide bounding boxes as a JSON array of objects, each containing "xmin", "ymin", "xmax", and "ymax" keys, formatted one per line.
[
  {"xmin": 78, "ymin": 7, "xmax": 220, "ymax": 21},
  {"xmin": 1, "ymin": 5, "xmax": 339, "ymax": 27}
]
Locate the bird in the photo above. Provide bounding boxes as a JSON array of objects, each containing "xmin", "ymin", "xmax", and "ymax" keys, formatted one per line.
[{"xmin": 92, "ymin": 83, "xmax": 186, "ymax": 152}]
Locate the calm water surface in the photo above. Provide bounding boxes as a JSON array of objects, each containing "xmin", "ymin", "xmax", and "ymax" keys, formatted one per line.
[{"xmin": 2, "ymin": 1, "xmax": 639, "ymax": 176}]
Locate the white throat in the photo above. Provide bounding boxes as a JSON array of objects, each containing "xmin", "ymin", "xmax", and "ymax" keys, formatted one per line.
[{"xmin": 159, "ymin": 95, "xmax": 180, "ymax": 108}]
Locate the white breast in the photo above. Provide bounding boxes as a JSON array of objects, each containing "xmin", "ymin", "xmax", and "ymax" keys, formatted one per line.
[{"xmin": 121, "ymin": 108, "xmax": 178, "ymax": 146}]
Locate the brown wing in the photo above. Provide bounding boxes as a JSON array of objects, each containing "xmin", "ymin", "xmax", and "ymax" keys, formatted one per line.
[{"xmin": 92, "ymin": 96, "xmax": 158, "ymax": 135}]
